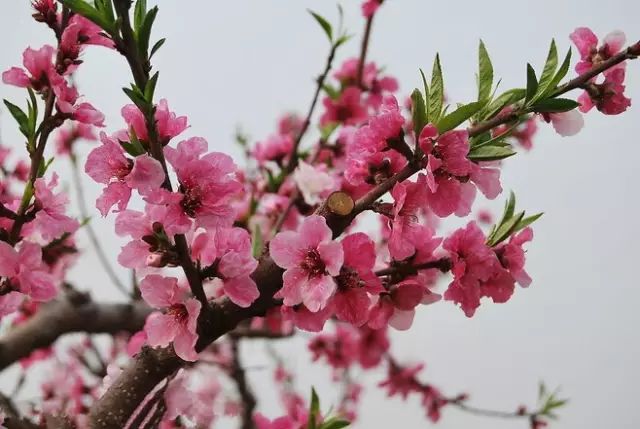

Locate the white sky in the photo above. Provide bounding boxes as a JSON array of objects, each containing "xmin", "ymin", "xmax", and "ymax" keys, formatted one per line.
[{"xmin": 1, "ymin": 1, "xmax": 639, "ymax": 428}]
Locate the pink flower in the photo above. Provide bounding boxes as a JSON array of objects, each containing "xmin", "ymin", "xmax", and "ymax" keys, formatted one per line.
[
  {"xmin": 54, "ymin": 84, "xmax": 105, "ymax": 126},
  {"xmin": 309, "ymin": 324, "xmax": 359, "ymax": 369},
  {"xmin": 542, "ymin": 110, "xmax": 584, "ymax": 136},
  {"xmin": 442, "ymin": 222, "xmax": 496, "ymax": 317},
  {"xmin": 31, "ymin": 0, "xmax": 58, "ymax": 25},
  {"xmin": 419, "ymin": 125, "xmax": 497, "ymax": 217},
  {"xmin": 121, "ymin": 99, "xmax": 188, "ymax": 144},
  {"xmin": 270, "ymin": 215, "xmax": 344, "ymax": 312},
  {"xmin": 85, "ymin": 132, "xmax": 165, "ymax": 216},
  {"xmin": 0, "ymin": 241, "xmax": 56, "ymax": 301},
  {"xmin": 54, "ymin": 123, "xmax": 96, "ymax": 155},
  {"xmin": 252, "ymin": 134, "xmax": 293, "ymax": 166},
  {"xmin": 140, "ymin": 275, "xmax": 201, "ymax": 361},
  {"xmin": 379, "ymin": 362, "xmax": 424, "ymax": 399},
  {"xmin": 115, "ymin": 197, "xmax": 191, "ymax": 269},
  {"xmin": 333, "ymin": 58, "xmax": 399, "ymax": 108},
  {"xmin": 58, "ymin": 15, "xmax": 113, "ymax": 73},
  {"xmin": 320, "ymin": 87, "xmax": 367, "ymax": 126},
  {"xmin": 330, "ymin": 233, "xmax": 384, "ymax": 326},
  {"xmin": 361, "ymin": 0, "xmax": 382, "ymax": 18},
  {"xmin": 368, "ymin": 281, "xmax": 426, "ymax": 330},
  {"xmin": 280, "ymin": 304, "xmax": 333, "ymax": 332},
  {"xmin": 2, "ymin": 45, "xmax": 64, "ymax": 93},
  {"xmin": 495, "ymin": 227, "xmax": 533, "ymax": 287},
  {"xmin": 293, "ymin": 161, "xmax": 336, "ymax": 205},
  {"xmin": 164, "ymin": 137, "xmax": 242, "ymax": 228},
  {"xmin": 388, "ymin": 177, "xmax": 427, "ymax": 260},
  {"xmin": 494, "ymin": 114, "xmax": 538, "ymax": 150},
  {"xmin": 254, "ymin": 413, "xmax": 296, "ymax": 429},
  {"xmin": 191, "ymin": 227, "xmax": 259, "ymax": 308},
  {"xmin": 0, "ymin": 291, "xmax": 23, "ymax": 319},
  {"xmin": 570, "ymin": 28, "xmax": 626, "ymax": 75},
  {"xmin": 578, "ymin": 68, "xmax": 631, "ymax": 115},
  {"xmin": 30, "ymin": 173, "xmax": 79, "ymax": 241}
]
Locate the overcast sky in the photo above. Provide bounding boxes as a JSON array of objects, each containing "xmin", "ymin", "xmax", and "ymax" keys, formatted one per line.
[{"xmin": 1, "ymin": 1, "xmax": 639, "ymax": 428}]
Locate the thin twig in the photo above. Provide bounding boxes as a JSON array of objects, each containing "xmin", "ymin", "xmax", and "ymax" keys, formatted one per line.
[
  {"xmin": 229, "ymin": 337, "xmax": 257, "ymax": 429},
  {"xmin": 356, "ymin": 16, "xmax": 374, "ymax": 88}
]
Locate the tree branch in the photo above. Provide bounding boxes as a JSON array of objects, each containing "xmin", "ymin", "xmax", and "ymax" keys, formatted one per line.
[
  {"xmin": 230, "ymin": 338, "xmax": 257, "ymax": 429},
  {"xmin": 0, "ymin": 296, "xmax": 150, "ymax": 370}
]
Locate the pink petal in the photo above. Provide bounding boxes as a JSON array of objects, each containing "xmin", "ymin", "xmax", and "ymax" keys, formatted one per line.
[
  {"xmin": 118, "ymin": 240, "xmax": 151, "ymax": 269},
  {"xmin": 0, "ymin": 291, "xmax": 23, "ymax": 317},
  {"xmin": 570, "ymin": 27, "xmax": 598, "ymax": 59},
  {"xmin": 317, "ymin": 241, "xmax": 344, "ymax": 276},
  {"xmin": 278, "ymin": 267, "xmax": 306, "ymax": 307},
  {"xmin": 298, "ymin": 215, "xmax": 332, "ymax": 249},
  {"xmin": 2, "ymin": 67, "xmax": 30, "ymax": 87},
  {"xmin": 342, "ymin": 233, "xmax": 376, "ymax": 271},
  {"xmin": 139, "ymin": 274, "xmax": 180, "ymax": 308},
  {"xmin": 96, "ymin": 182, "xmax": 132, "ymax": 216},
  {"xmin": 389, "ymin": 309, "xmax": 415, "ymax": 331},
  {"xmin": 269, "ymin": 231, "xmax": 304, "ymax": 269},
  {"xmin": 334, "ymin": 289, "xmax": 371, "ymax": 326},
  {"xmin": 604, "ymin": 30, "xmax": 626, "ymax": 54},
  {"xmin": 144, "ymin": 312, "xmax": 179, "ymax": 348},
  {"xmin": 0, "ymin": 241, "xmax": 19, "ymax": 277},
  {"xmin": 301, "ymin": 275, "xmax": 336, "ymax": 312},
  {"xmin": 550, "ymin": 110, "xmax": 584, "ymax": 137},
  {"xmin": 223, "ymin": 276, "xmax": 259, "ymax": 308},
  {"xmin": 125, "ymin": 155, "xmax": 165, "ymax": 194}
]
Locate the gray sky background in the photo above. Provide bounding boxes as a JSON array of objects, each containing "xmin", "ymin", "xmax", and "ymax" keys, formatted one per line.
[{"xmin": 1, "ymin": 1, "xmax": 639, "ymax": 428}]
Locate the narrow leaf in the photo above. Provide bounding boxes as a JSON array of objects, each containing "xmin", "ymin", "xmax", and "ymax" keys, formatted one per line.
[
  {"xmin": 545, "ymin": 48, "xmax": 572, "ymax": 97},
  {"xmin": 61, "ymin": 0, "xmax": 113, "ymax": 32},
  {"xmin": 144, "ymin": 71, "xmax": 159, "ymax": 102},
  {"xmin": 3, "ymin": 100, "xmax": 30, "ymax": 138},
  {"xmin": 308, "ymin": 10, "xmax": 333, "ymax": 42},
  {"xmin": 468, "ymin": 144, "xmax": 516, "ymax": 162},
  {"xmin": 251, "ymin": 225, "xmax": 263, "ymax": 258},
  {"xmin": 534, "ymin": 39, "xmax": 558, "ymax": 101},
  {"xmin": 149, "ymin": 38, "xmax": 166, "ymax": 60},
  {"xmin": 483, "ymin": 88, "xmax": 526, "ymax": 119},
  {"xmin": 137, "ymin": 6, "xmax": 158, "ymax": 59},
  {"xmin": 411, "ymin": 88, "xmax": 428, "ymax": 137},
  {"xmin": 525, "ymin": 63, "xmax": 538, "ymax": 103},
  {"xmin": 488, "ymin": 211, "xmax": 525, "ymax": 246},
  {"xmin": 514, "ymin": 212, "xmax": 543, "ymax": 233},
  {"xmin": 134, "ymin": 0, "xmax": 147, "ymax": 32},
  {"xmin": 478, "ymin": 40, "xmax": 493, "ymax": 101},
  {"xmin": 531, "ymin": 98, "xmax": 580, "ymax": 113},
  {"xmin": 428, "ymin": 54, "xmax": 444, "ymax": 123},
  {"xmin": 436, "ymin": 101, "xmax": 484, "ymax": 133}
]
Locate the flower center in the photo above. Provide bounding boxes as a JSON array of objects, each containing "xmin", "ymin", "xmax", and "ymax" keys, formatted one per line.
[
  {"xmin": 180, "ymin": 184, "xmax": 202, "ymax": 217},
  {"xmin": 336, "ymin": 267, "xmax": 364, "ymax": 291},
  {"xmin": 167, "ymin": 304, "xmax": 188, "ymax": 323},
  {"xmin": 300, "ymin": 248, "xmax": 327, "ymax": 278}
]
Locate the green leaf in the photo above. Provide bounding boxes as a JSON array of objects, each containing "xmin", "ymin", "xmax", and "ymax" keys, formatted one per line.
[
  {"xmin": 134, "ymin": 0, "xmax": 147, "ymax": 32},
  {"xmin": 149, "ymin": 38, "xmax": 166, "ymax": 60},
  {"xmin": 478, "ymin": 40, "xmax": 493, "ymax": 101},
  {"xmin": 322, "ymin": 83, "xmax": 340, "ymax": 100},
  {"xmin": 514, "ymin": 212, "xmax": 543, "ymax": 233},
  {"xmin": 419, "ymin": 68, "xmax": 429, "ymax": 103},
  {"xmin": 37, "ymin": 156, "xmax": 55, "ymax": 178},
  {"xmin": 144, "ymin": 71, "xmax": 159, "ymax": 102},
  {"xmin": 251, "ymin": 224, "xmax": 263, "ymax": 258},
  {"xmin": 488, "ymin": 211, "xmax": 525, "ymax": 246},
  {"xmin": 307, "ymin": 388, "xmax": 321, "ymax": 429},
  {"xmin": 319, "ymin": 418, "xmax": 351, "ymax": 429},
  {"xmin": 531, "ymin": 98, "xmax": 580, "ymax": 113},
  {"xmin": 320, "ymin": 122, "xmax": 339, "ymax": 140},
  {"xmin": 545, "ymin": 48, "xmax": 572, "ymax": 97},
  {"xmin": 335, "ymin": 34, "xmax": 353, "ymax": 48},
  {"xmin": 137, "ymin": 6, "xmax": 158, "ymax": 59},
  {"xmin": 309, "ymin": 10, "xmax": 333, "ymax": 42},
  {"xmin": 468, "ymin": 144, "xmax": 516, "ymax": 162},
  {"xmin": 94, "ymin": 0, "xmax": 115, "ymax": 24},
  {"xmin": 436, "ymin": 101, "xmax": 485, "ymax": 134},
  {"xmin": 3, "ymin": 99, "xmax": 30, "ymax": 139},
  {"xmin": 533, "ymin": 39, "xmax": 558, "ymax": 102},
  {"xmin": 525, "ymin": 63, "xmax": 538, "ymax": 103},
  {"xmin": 483, "ymin": 88, "xmax": 526, "ymax": 119},
  {"xmin": 123, "ymin": 85, "xmax": 148, "ymax": 112},
  {"xmin": 427, "ymin": 54, "xmax": 444, "ymax": 123},
  {"xmin": 411, "ymin": 88, "xmax": 428, "ymax": 138},
  {"xmin": 61, "ymin": 0, "xmax": 114, "ymax": 33},
  {"xmin": 503, "ymin": 191, "xmax": 516, "ymax": 222}
]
